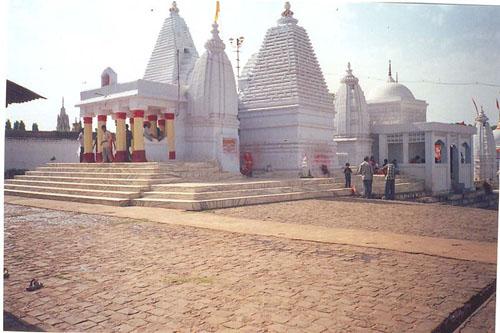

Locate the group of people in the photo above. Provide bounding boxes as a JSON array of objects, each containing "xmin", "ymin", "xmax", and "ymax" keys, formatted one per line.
[
  {"xmin": 343, "ymin": 156, "xmax": 398, "ymax": 200},
  {"xmin": 77, "ymin": 123, "xmax": 135, "ymax": 162}
]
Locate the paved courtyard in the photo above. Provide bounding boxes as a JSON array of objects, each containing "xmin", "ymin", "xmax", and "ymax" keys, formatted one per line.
[{"xmin": 3, "ymin": 199, "xmax": 498, "ymax": 332}]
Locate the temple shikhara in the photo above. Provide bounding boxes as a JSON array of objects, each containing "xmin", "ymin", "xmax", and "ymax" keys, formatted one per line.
[{"xmin": 4, "ymin": 1, "xmax": 498, "ymax": 210}]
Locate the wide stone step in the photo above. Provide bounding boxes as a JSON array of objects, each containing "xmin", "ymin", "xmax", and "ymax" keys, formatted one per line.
[
  {"xmin": 151, "ymin": 178, "xmax": 339, "ymax": 193},
  {"xmin": 4, "ymin": 189, "xmax": 130, "ymax": 206},
  {"xmin": 13, "ymin": 175, "xmax": 168, "ymax": 186},
  {"xmin": 25, "ymin": 171, "xmax": 170, "ymax": 179},
  {"xmin": 46, "ymin": 162, "xmax": 160, "ymax": 168},
  {"xmin": 133, "ymin": 188, "xmax": 352, "ymax": 211},
  {"xmin": 4, "ymin": 184, "xmax": 141, "ymax": 199},
  {"xmin": 37, "ymin": 166, "xmax": 161, "ymax": 173},
  {"xmin": 4, "ymin": 179, "xmax": 150, "ymax": 191}
]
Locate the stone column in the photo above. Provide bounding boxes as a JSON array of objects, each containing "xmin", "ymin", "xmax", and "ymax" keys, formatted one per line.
[
  {"xmin": 96, "ymin": 115, "xmax": 107, "ymax": 162},
  {"xmin": 158, "ymin": 118, "xmax": 166, "ymax": 137},
  {"xmin": 378, "ymin": 134, "xmax": 388, "ymax": 162},
  {"xmin": 132, "ymin": 110, "xmax": 146, "ymax": 162},
  {"xmin": 129, "ymin": 117, "xmax": 134, "ymax": 154},
  {"xmin": 403, "ymin": 133, "xmax": 409, "ymax": 164},
  {"xmin": 165, "ymin": 112, "xmax": 175, "ymax": 159},
  {"xmin": 147, "ymin": 115, "xmax": 158, "ymax": 138},
  {"xmin": 83, "ymin": 116, "xmax": 95, "ymax": 163},
  {"xmin": 114, "ymin": 112, "xmax": 127, "ymax": 162}
]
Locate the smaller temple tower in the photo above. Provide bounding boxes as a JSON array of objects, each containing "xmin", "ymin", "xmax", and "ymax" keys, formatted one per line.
[
  {"xmin": 185, "ymin": 16, "xmax": 240, "ymax": 172},
  {"xmin": 473, "ymin": 106, "xmax": 496, "ymax": 183},
  {"xmin": 333, "ymin": 62, "xmax": 372, "ymax": 165},
  {"xmin": 56, "ymin": 97, "xmax": 70, "ymax": 132}
]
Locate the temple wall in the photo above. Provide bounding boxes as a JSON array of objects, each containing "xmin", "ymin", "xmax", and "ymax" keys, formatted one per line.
[{"xmin": 5, "ymin": 137, "xmax": 79, "ymax": 170}]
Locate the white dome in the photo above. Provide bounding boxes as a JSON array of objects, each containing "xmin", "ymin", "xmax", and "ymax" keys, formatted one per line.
[{"xmin": 368, "ymin": 81, "xmax": 415, "ymax": 102}]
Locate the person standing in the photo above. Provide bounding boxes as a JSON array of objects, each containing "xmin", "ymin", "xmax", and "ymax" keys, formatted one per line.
[
  {"xmin": 358, "ymin": 156, "xmax": 373, "ymax": 198},
  {"xmin": 383, "ymin": 160, "xmax": 396, "ymax": 200},
  {"xmin": 125, "ymin": 124, "xmax": 132, "ymax": 162},
  {"xmin": 101, "ymin": 125, "xmax": 113, "ymax": 163},
  {"xmin": 343, "ymin": 163, "xmax": 352, "ymax": 188}
]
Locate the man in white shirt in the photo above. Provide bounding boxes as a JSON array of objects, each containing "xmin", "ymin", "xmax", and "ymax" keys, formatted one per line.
[
  {"xmin": 358, "ymin": 156, "xmax": 374, "ymax": 198},
  {"xmin": 101, "ymin": 125, "xmax": 113, "ymax": 163}
]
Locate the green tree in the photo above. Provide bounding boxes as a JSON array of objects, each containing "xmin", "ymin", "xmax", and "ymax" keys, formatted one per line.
[
  {"xmin": 19, "ymin": 120, "xmax": 26, "ymax": 131},
  {"xmin": 13, "ymin": 121, "xmax": 20, "ymax": 130},
  {"xmin": 32, "ymin": 123, "xmax": 39, "ymax": 132},
  {"xmin": 5, "ymin": 119, "xmax": 12, "ymax": 130}
]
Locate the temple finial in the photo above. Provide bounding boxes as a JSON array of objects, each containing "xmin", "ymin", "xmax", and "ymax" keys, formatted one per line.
[
  {"xmin": 388, "ymin": 60, "xmax": 392, "ymax": 78},
  {"xmin": 396, "ymin": 72, "xmax": 398, "ymax": 83},
  {"xmin": 62, "ymin": 96, "xmax": 64, "ymax": 108},
  {"xmin": 170, "ymin": 1, "xmax": 179, "ymax": 14},
  {"xmin": 346, "ymin": 62, "xmax": 352, "ymax": 75},
  {"xmin": 282, "ymin": 1, "xmax": 293, "ymax": 17}
]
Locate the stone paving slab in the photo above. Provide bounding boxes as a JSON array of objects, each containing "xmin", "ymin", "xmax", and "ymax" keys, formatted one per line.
[
  {"xmin": 457, "ymin": 294, "xmax": 496, "ymax": 333},
  {"xmin": 3, "ymin": 204, "xmax": 497, "ymax": 332},
  {"xmin": 211, "ymin": 197, "xmax": 499, "ymax": 243},
  {"xmin": 4, "ymin": 196, "xmax": 497, "ymax": 264}
]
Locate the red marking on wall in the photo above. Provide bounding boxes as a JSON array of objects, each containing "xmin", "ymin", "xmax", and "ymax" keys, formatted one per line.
[
  {"xmin": 223, "ymin": 138, "xmax": 237, "ymax": 154},
  {"xmin": 169, "ymin": 151, "xmax": 176, "ymax": 160}
]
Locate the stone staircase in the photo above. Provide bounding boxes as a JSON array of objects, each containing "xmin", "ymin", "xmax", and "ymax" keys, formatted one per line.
[
  {"xmin": 5, "ymin": 162, "xmax": 428, "ymax": 210},
  {"xmin": 4, "ymin": 161, "xmax": 225, "ymax": 206},
  {"xmin": 133, "ymin": 178, "xmax": 351, "ymax": 210}
]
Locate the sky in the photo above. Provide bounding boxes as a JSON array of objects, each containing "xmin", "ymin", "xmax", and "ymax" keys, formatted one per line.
[{"xmin": 4, "ymin": 0, "xmax": 500, "ymax": 131}]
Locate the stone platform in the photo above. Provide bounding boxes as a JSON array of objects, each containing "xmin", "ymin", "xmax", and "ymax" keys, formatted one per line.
[{"xmin": 5, "ymin": 162, "xmax": 426, "ymax": 210}]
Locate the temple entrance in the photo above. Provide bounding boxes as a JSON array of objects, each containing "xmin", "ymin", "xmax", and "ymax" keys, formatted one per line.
[{"xmin": 450, "ymin": 144, "xmax": 460, "ymax": 189}]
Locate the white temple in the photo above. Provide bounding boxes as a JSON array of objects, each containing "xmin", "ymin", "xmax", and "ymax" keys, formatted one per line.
[
  {"xmin": 239, "ymin": 2, "xmax": 337, "ymax": 176},
  {"xmin": 56, "ymin": 97, "xmax": 70, "ymax": 132},
  {"xmin": 333, "ymin": 63, "xmax": 372, "ymax": 166},
  {"xmin": 75, "ymin": 1, "xmax": 482, "ymax": 194},
  {"xmin": 473, "ymin": 106, "xmax": 496, "ymax": 183}
]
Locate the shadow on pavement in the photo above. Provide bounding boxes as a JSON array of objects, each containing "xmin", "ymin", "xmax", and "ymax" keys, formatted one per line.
[{"xmin": 3, "ymin": 311, "xmax": 44, "ymax": 332}]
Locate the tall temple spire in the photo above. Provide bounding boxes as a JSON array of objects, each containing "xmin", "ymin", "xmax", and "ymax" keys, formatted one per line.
[
  {"xmin": 62, "ymin": 96, "xmax": 64, "ymax": 108},
  {"xmin": 387, "ymin": 60, "xmax": 395, "ymax": 83}
]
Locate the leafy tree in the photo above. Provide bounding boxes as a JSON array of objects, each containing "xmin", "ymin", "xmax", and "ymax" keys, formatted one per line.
[
  {"xmin": 5, "ymin": 119, "xmax": 11, "ymax": 130},
  {"xmin": 32, "ymin": 123, "xmax": 39, "ymax": 132},
  {"xmin": 13, "ymin": 121, "xmax": 20, "ymax": 130},
  {"xmin": 19, "ymin": 120, "xmax": 26, "ymax": 131}
]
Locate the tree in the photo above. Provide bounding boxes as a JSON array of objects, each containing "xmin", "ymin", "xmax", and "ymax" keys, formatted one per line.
[
  {"xmin": 5, "ymin": 119, "xmax": 11, "ymax": 130},
  {"xmin": 13, "ymin": 121, "xmax": 20, "ymax": 130},
  {"xmin": 32, "ymin": 123, "xmax": 39, "ymax": 132},
  {"xmin": 19, "ymin": 120, "xmax": 26, "ymax": 131}
]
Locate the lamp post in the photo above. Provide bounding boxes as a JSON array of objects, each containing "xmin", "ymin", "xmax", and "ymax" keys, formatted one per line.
[{"xmin": 229, "ymin": 36, "xmax": 245, "ymax": 79}]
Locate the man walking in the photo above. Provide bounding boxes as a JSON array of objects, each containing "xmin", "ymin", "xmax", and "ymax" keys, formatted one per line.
[
  {"xmin": 125, "ymin": 124, "xmax": 132, "ymax": 162},
  {"xmin": 358, "ymin": 156, "xmax": 373, "ymax": 198},
  {"xmin": 101, "ymin": 125, "xmax": 113, "ymax": 163},
  {"xmin": 383, "ymin": 159, "xmax": 396, "ymax": 200}
]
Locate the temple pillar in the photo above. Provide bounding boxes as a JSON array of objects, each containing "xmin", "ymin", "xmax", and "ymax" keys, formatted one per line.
[
  {"xmin": 132, "ymin": 110, "xmax": 146, "ymax": 162},
  {"xmin": 129, "ymin": 117, "xmax": 134, "ymax": 154},
  {"xmin": 114, "ymin": 112, "xmax": 127, "ymax": 162},
  {"xmin": 147, "ymin": 115, "xmax": 158, "ymax": 138},
  {"xmin": 403, "ymin": 133, "xmax": 409, "ymax": 164},
  {"xmin": 165, "ymin": 112, "xmax": 175, "ymax": 159},
  {"xmin": 378, "ymin": 134, "xmax": 388, "ymax": 162},
  {"xmin": 83, "ymin": 116, "xmax": 95, "ymax": 163},
  {"xmin": 96, "ymin": 115, "xmax": 107, "ymax": 162}
]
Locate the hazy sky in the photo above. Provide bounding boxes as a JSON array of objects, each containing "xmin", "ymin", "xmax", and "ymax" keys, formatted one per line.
[{"xmin": 5, "ymin": 0, "xmax": 500, "ymax": 130}]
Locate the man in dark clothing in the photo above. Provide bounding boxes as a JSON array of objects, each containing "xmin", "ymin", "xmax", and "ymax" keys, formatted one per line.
[{"xmin": 126, "ymin": 124, "xmax": 133, "ymax": 162}]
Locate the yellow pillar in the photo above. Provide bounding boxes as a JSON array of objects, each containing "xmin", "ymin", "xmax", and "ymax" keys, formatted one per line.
[
  {"xmin": 114, "ymin": 112, "xmax": 127, "ymax": 162},
  {"xmin": 96, "ymin": 115, "xmax": 107, "ymax": 162},
  {"xmin": 132, "ymin": 110, "xmax": 146, "ymax": 162},
  {"xmin": 165, "ymin": 112, "xmax": 175, "ymax": 159},
  {"xmin": 82, "ymin": 116, "xmax": 95, "ymax": 162}
]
